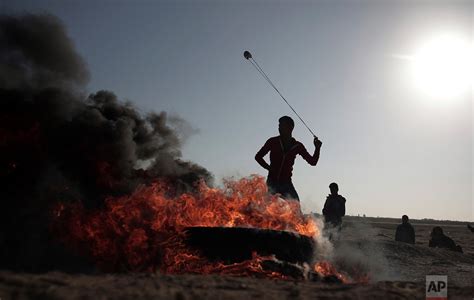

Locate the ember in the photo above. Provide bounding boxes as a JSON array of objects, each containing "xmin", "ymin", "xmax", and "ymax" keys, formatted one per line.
[{"xmin": 314, "ymin": 261, "xmax": 349, "ymax": 283}]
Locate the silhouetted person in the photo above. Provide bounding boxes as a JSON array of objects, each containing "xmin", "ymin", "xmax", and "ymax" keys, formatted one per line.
[
  {"xmin": 467, "ymin": 224, "xmax": 474, "ymax": 233},
  {"xmin": 255, "ymin": 116, "xmax": 322, "ymax": 201},
  {"xmin": 395, "ymin": 215, "xmax": 415, "ymax": 244},
  {"xmin": 322, "ymin": 183, "xmax": 346, "ymax": 229},
  {"xmin": 429, "ymin": 226, "xmax": 463, "ymax": 253}
]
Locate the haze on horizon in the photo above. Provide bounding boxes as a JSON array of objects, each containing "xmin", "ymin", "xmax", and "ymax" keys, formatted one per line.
[{"xmin": 3, "ymin": 0, "xmax": 472, "ymax": 221}]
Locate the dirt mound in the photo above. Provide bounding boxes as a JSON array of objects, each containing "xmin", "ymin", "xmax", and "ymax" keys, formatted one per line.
[
  {"xmin": 328, "ymin": 221, "xmax": 474, "ymax": 287},
  {"xmin": 331, "ymin": 239, "xmax": 473, "ymax": 286}
]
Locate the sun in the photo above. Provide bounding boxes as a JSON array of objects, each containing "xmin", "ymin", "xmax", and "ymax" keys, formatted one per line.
[{"xmin": 410, "ymin": 33, "xmax": 472, "ymax": 100}]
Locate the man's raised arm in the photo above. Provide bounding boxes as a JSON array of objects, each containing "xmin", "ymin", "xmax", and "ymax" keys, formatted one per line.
[
  {"xmin": 299, "ymin": 137, "xmax": 322, "ymax": 166},
  {"xmin": 255, "ymin": 139, "xmax": 271, "ymax": 170}
]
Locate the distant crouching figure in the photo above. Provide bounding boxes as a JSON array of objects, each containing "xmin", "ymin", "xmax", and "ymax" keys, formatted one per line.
[
  {"xmin": 429, "ymin": 226, "xmax": 463, "ymax": 253},
  {"xmin": 467, "ymin": 224, "xmax": 474, "ymax": 233},
  {"xmin": 395, "ymin": 215, "xmax": 415, "ymax": 244}
]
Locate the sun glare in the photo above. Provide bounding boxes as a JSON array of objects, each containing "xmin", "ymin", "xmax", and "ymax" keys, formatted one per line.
[{"xmin": 410, "ymin": 34, "xmax": 472, "ymax": 100}]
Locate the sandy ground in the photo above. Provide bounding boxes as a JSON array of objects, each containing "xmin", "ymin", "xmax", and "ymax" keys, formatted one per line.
[
  {"xmin": 0, "ymin": 219, "xmax": 473, "ymax": 299},
  {"xmin": 333, "ymin": 221, "xmax": 473, "ymax": 286}
]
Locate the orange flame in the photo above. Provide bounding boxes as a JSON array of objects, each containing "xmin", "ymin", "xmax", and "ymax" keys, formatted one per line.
[
  {"xmin": 314, "ymin": 261, "xmax": 371, "ymax": 284},
  {"xmin": 52, "ymin": 175, "xmax": 318, "ymax": 274},
  {"xmin": 314, "ymin": 261, "xmax": 349, "ymax": 283}
]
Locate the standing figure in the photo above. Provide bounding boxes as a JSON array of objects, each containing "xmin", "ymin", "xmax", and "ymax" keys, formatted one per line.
[
  {"xmin": 322, "ymin": 182, "xmax": 346, "ymax": 230},
  {"xmin": 395, "ymin": 215, "xmax": 415, "ymax": 244}
]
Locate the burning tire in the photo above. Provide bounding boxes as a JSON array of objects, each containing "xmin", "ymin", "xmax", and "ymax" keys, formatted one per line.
[{"xmin": 185, "ymin": 226, "xmax": 315, "ymax": 265}]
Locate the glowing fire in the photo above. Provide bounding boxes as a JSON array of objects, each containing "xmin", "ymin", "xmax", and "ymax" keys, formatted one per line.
[
  {"xmin": 53, "ymin": 175, "xmax": 317, "ymax": 272},
  {"xmin": 314, "ymin": 261, "xmax": 349, "ymax": 283}
]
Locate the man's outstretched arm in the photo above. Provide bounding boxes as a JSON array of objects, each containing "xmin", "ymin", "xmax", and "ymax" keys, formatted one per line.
[
  {"xmin": 299, "ymin": 137, "xmax": 322, "ymax": 166},
  {"xmin": 255, "ymin": 139, "xmax": 271, "ymax": 170}
]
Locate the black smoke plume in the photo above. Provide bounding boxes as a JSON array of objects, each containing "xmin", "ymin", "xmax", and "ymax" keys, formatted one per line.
[{"xmin": 0, "ymin": 14, "xmax": 212, "ymax": 271}]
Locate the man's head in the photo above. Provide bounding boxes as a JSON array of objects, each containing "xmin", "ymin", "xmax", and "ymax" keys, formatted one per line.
[
  {"xmin": 329, "ymin": 182, "xmax": 339, "ymax": 195},
  {"xmin": 278, "ymin": 116, "xmax": 294, "ymax": 138},
  {"xmin": 402, "ymin": 215, "xmax": 409, "ymax": 224}
]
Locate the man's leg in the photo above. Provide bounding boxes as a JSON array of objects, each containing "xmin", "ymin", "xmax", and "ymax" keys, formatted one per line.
[
  {"xmin": 336, "ymin": 220, "xmax": 342, "ymax": 232},
  {"xmin": 279, "ymin": 182, "xmax": 299, "ymax": 201},
  {"xmin": 266, "ymin": 178, "xmax": 278, "ymax": 195},
  {"xmin": 286, "ymin": 181, "xmax": 300, "ymax": 201}
]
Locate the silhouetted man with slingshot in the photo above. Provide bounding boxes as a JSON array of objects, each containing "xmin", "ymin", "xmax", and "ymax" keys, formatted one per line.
[
  {"xmin": 255, "ymin": 116, "xmax": 322, "ymax": 201},
  {"xmin": 244, "ymin": 51, "xmax": 322, "ymax": 200}
]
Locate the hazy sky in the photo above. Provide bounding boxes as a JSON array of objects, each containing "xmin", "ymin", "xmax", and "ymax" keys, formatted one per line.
[{"xmin": 3, "ymin": 0, "xmax": 472, "ymax": 221}]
